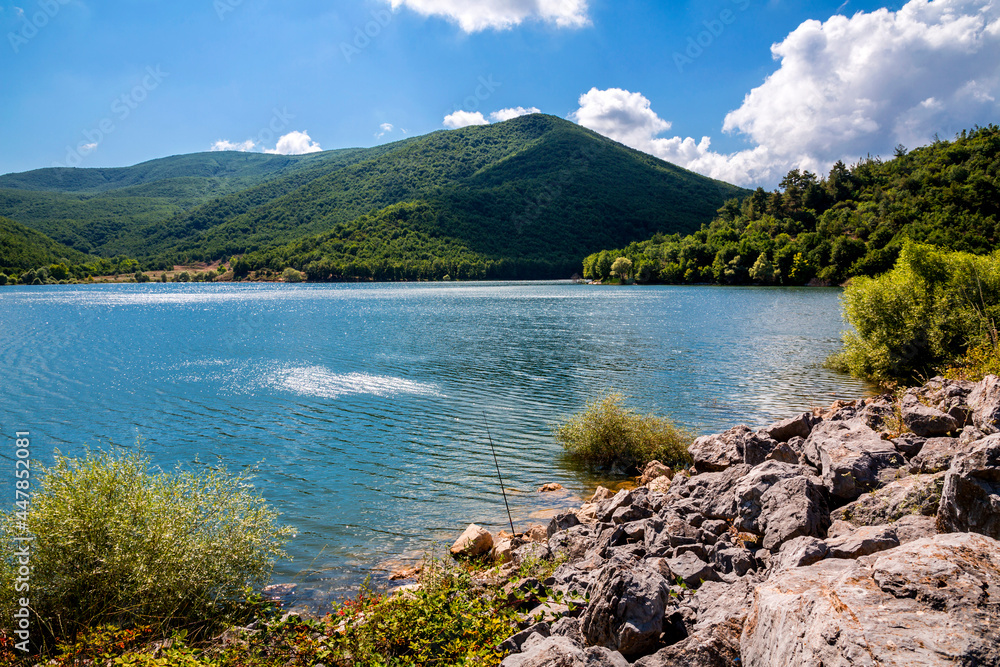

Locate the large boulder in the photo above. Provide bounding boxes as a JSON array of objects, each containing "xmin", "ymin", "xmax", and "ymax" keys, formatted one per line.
[
  {"xmin": 824, "ymin": 524, "xmax": 900, "ymax": 559},
  {"xmin": 501, "ymin": 634, "xmax": 630, "ymax": 667},
  {"xmin": 900, "ymin": 392, "xmax": 959, "ymax": 437},
  {"xmin": 663, "ymin": 551, "xmax": 720, "ymax": 588},
  {"xmin": 968, "ymin": 374, "xmax": 1000, "ymax": 433},
  {"xmin": 741, "ymin": 533, "xmax": 1000, "ymax": 666},
  {"xmin": 832, "ymin": 472, "xmax": 945, "ymax": 527},
  {"xmin": 450, "ymin": 524, "xmax": 493, "ymax": 558},
  {"xmin": 910, "ymin": 437, "xmax": 966, "ymax": 473},
  {"xmin": 802, "ymin": 419, "xmax": 904, "ymax": 501},
  {"xmin": 937, "ymin": 433, "xmax": 1000, "ymax": 539},
  {"xmin": 580, "ymin": 562, "xmax": 673, "ymax": 660},
  {"xmin": 730, "ymin": 461, "xmax": 830, "ymax": 551},
  {"xmin": 689, "ymin": 426, "xmax": 776, "ymax": 473},
  {"xmin": 666, "ymin": 465, "xmax": 750, "ymax": 521},
  {"xmin": 761, "ymin": 412, "xmax": 816, "ymax": 443}
]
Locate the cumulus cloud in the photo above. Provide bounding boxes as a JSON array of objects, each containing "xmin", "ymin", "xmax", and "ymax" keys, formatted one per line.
[
  {"xmin": 443, "ymin": 110, "xmax": 489, "ymax": 129},
  {"xmin": 489, "ymin": 106, "xmax": 541, "ymax": 122},
  {"xmin": 375, "ymin": 122, "xmax": 395, "ymax": 139},
  {"xmin": 571, "ymin": 0, "xmax": 1000, "ymax": 186},
  {"xmin": 210, "ymin": 139, "xmax": 257, "ymax": 152},
  {"xmin": 386, "ymin": 0, "xmax": 589, "ymax": 32},
  {"xmin": 264, "ymin": 131, "xmax": 323, "ymax": 155},
  {"xmin": 80, "ymin": 142, "xmax": 98, "ymax": 154}
]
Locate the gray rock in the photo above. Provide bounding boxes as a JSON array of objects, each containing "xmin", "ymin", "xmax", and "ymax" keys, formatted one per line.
[
  {"xmin": 740, "ymin": 533, "xmax": 1000, "ymax": 666},
  {"xmin": 501, "ymin": 634, "xmax": 630, "ymax": 667},
  {"xmin": 892, "ymin": 514, "xmax": 939, "ymax": 544},
  {"xmin": 764, "ymin": 441, "xmax": 800, "ymax": 464},
  {"xmin": 771, "ymin": 536, "xmax": 829, "ymax": 570},
  {"xmin": 501, "ymin": 622, "xmax": 550, "ymax": 653},
  {"xmin": 802, "ymin": 418, "xmax": 904, "ymax": 501},
  {"xmin": 832, "ymin": 472, "xmax": 945, "ymax": 527},
  {"xmin": 689, "ymin": 426, "xmax": 776, "ymax": 472},
  {"xmin": 893, "ymin": 432, "xmax": 926, "ymax": 457},
  {"xmin": 595, "ymin": 487, "xmax": 656, "ymax": 525},
  {"xmin": 549, "ymin": 616, "xmax": 584, "ymax": 644},
  {"xmin": 967, "ymin": 374, "xmax": 1000, "ymax": 433},
  {"xmin": 857, "ymin": 396, "xmax": 896, "ymax": 433},
  {"xmin": 910, "ymin": 437, "xmax": 965, "ymax": 473},
  {"xmin": 825, "ymin": 524, "xmax": 900, "ymax": 559},
  {"xmin": 761, "ymin": 412, "xmax": 815, "ymax": 442},
  {"xmin": 664, "ymin": 551, "xmax": 720, "ymax": 588},
  {"xmin": 547, "ymin": 511, "xmax": 581, "ymax": 538},
  {"xmin": 901, "ymin": 392, "xmax": 959, "ymax": 436},
  {"xmin": 644, "ymin": 515, "xmax": 699, "ymax": 557},
  {"xmin": 665, "ymin": 465, "xmax": 751, "ymax": 521},
  {"xmin": 710, "ymin": 545, "xmax": 755, "ymax": 579},
  {"xmin": 513, "ymin": 542, "xmax": 552, "ymax": 564},
  {"xmin": 580, "ymin": 562, "xmax": 672, "ymax": 660},
  {"xmin": 937, "ymin": 433, "xmax": 1000, "ymax": 539},
  {"xmin": 548, "ymin": 524, "xmax": 598, "ymax": 563}
]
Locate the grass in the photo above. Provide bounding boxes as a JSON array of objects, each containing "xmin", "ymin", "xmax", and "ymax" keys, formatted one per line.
[
  {"xmin": 0, "ymin": 555, "xmax": 575, "ymax": 667},
  {"xmin": 555, "ymin": 392, "xmax": 693, "ymax": 472}
]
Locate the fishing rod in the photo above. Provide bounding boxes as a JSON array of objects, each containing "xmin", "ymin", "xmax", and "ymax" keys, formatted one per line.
[{"xmin": 483, "ymin": 411, "xmax": 515, "ymax": 535}]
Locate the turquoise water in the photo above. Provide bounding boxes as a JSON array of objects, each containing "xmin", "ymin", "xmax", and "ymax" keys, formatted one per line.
[{"xmin": 0, "ymin": 281, "xmax": 871, "ymax": 601}]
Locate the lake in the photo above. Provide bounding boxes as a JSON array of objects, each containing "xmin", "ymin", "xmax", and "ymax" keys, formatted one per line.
[{"xmin": 0, "ymin": 281, "xmax": 872, "ymax": 603}]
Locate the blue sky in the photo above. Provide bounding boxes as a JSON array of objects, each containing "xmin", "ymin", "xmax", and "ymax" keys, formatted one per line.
[{"xmin": 1, "ymin": 0, "xmax": 998, "ymax": 186}]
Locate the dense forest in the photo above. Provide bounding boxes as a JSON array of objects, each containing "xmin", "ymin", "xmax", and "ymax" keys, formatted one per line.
[
  {"xmin": 583, "ymin": 125, "xmax": 1000, "ymax": 286},
  {"xmin": 0, "ymin": 115, "xmax": 745, "ymax": 283}
]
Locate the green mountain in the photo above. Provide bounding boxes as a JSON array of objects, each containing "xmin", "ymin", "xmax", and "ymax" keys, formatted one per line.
[
  {"xmin": 0, "ymin": 216, "xmax": 92, "ymax": 276},
  {"xmin": 0, "ymin": 114, "xmax": 748, "ymax": 280},
  {"xmin": 583, "ymin": 124, "xmax": 1000, "ymax": 285}
]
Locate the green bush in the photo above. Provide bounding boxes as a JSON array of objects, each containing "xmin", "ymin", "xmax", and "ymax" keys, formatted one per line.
[
  {"xmin": 0, "ymin": 449, "xmax": 293, "ymax": 643},
  {"xmin": 555, "ymin": 392, "xmax": 693, "ymax": 471},
  {"xmin": 281, "ymin": 267, "xmax": 305, "ymax": 283},
  {"xmin": 832, "ymin": 242, "xmax": 1000, "ymax": 384}
]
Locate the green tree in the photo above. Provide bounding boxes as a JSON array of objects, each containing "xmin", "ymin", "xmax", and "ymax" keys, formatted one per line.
[
  {"xmin": 595, "ymin": 251, "xmax": 613, "ymax": 280},
  {"xmin": 611, "ymin": 256, "xmax": 633, "ymax": 282},
  {"xmin": 749, "ymin": 254, "xmax": 775, "ymax": 284}
]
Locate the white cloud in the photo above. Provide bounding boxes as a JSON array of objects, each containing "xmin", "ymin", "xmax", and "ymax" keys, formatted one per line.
[
  {"xmin": 210, "ymin": 139, "xmax": 257, "ymax": 152},
  {"xmin": 386, "ymin": 0, "xmax": 589, "ymax": 32},
  {"xmin": 375, "ymin": 122, "xmax": 395, "ymax": 139},
  {"xmin": 489, "ymin": 106, "xmax": 541, "ymax": 122},
  {"xmin": 80, "ymin": 142, "xmax": 97, "ymax": 154},
  {"xmin": 443, "ymin": 110, "xmax": 489, "ymax": 129},
  {"xmin": 571, "ymin": 0, "xmax": 1000, "ymax": 186},
  {"xmin": 264, "ymin": 131, "xmax": 323, "ymax": 155}
]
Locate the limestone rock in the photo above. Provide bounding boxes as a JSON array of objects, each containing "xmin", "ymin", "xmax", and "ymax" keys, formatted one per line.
[
  {"xmin": 689, "ymin": 426, "xmax": 776, "ymax": 472},
  {"xmin": 761, "ymin": 412, "xmax": 815, "ymax": 442},
  {"xmin": 639, "ymin": 460, "xmax": 673, "ymax": 486},
  {"xmin": 741, "ymin": 533, "xmax": 1000, "ymax": 666},
  {"xmin": 901, "ymin": 392, "xmax": 959, "ymax": 436},
  {"xmin": 825, "ymin": 524, "xmax": 899, "ymax": 559},
  {"xmin": 580, "ymin": 562, "xmax": 672, "ymax": 660},
  {"xmin": 832, "ymin": 472, "xmax": 945, "ymax": 527},
  {"xmin": 910, "ymin": 437, "xmax": 965, "ymax": 473},
  {"xmin": 450, "ymin": 524, "xmax": 493, "ymax": 558},
  {"xmin": 771, "ymin": 536, "xmax": 829, "ymax": 571},
  {"xmin": 730, "ymin": 461, "xmax": 830, "ymax": 551},
  {"xmin": 968, "ymin": 374, "xmax": 1000, "ymax": 433},
  {"xmin": 802, "ymin": 418, "xmax": 904, "ymax": 501},
  {"xmin": 664, "ymin": 551, "xmax": 720, "ymax": 588},
  {"xmin": 647, "ymin": 475, "xmax": 672, "ymax": 494},
  {"xmin": 937, "ymin": 433, "xmax": 1000, "ymax": 539},
  {"xmin": 590, "ymin": 486, "xmax": 614, "ymax": 503},
  {"xmin": 527, "ymin": 524, "xmax": 549, "ymax": 543},
  {"xmin": 501, "ymin": 634, "xmax": 630, "ymax": 667}
]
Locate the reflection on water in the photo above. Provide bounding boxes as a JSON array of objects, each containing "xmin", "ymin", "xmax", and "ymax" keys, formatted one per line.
[{"xmin": 0, "ymin": 281, "xmax": 872, "ymax": 601}]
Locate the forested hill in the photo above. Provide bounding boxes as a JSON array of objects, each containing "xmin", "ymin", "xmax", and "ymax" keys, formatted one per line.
[
  {"xmin": 583, "ymin": 124, "xmax": 1000, "ymax": 285},
  {"xmin": 0, "ymin": 114, "xmax": 747, "ymax": 281}
]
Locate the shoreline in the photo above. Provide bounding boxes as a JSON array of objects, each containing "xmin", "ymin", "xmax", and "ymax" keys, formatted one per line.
[{"xmin": 355, "ymin": 376, "xmax": 1000, "ymax": 665}]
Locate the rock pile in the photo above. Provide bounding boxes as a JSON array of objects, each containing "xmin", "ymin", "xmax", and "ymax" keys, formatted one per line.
[{"xmin": 489, "ymin": 376, "xmax": 1000, "ymax": 666}]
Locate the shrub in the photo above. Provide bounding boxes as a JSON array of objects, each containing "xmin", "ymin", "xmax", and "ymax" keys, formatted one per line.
[
  {"xmin": 0, "ymin": 273, "xmax": 7, "ymax": 286},
  {"xmin": 281, "ymin": 267, "xmax": 305, "ymax": 283},
  {"xmin": 0, "ymin": 449, "xmax": 293, "ymax": 644},
  {"xmin": 832, "ymin": 242, "xmax": 1000, "ymax": 384},
  {"xmin": 555, "ymin": 392, "xmax": 693, "ymax": 472}
]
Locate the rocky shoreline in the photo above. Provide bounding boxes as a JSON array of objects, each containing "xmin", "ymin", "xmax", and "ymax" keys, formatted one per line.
[{"xmin": 448, "ymin": 376, "xmax": 1000, "ymax": 666}]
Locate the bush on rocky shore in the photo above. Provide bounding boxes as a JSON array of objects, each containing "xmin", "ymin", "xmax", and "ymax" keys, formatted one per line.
[{"xmin": 556, "ymin": 393, "xmax": 693, "ymax": 473}]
